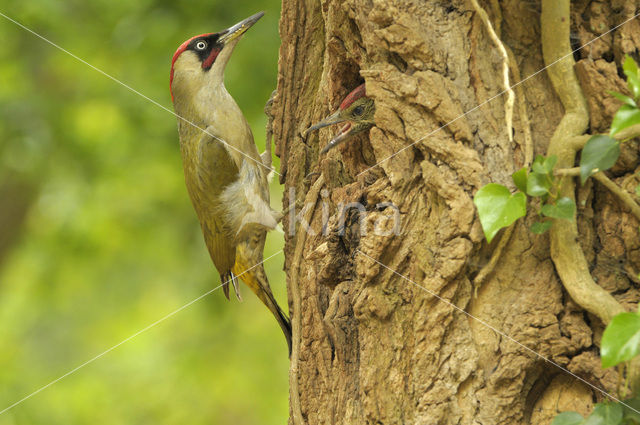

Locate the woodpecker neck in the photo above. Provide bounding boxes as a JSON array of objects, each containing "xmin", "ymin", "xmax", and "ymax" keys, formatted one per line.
[
  {"xmin": 208, "ymin": 38, "xmax": 240, "ymax": 84},
  {"xmin": 173, "ymin": 67, "xmax": 255, "ymax": 174}
]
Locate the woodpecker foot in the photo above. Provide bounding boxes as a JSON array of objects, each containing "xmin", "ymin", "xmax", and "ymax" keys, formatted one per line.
[
  {"xmin": 262, "ymin": 89, "xmax": 277, "ymax": 171},
  {"xmin": 305, "ymin": 171, "xmax": 321, "ymax": 181}
]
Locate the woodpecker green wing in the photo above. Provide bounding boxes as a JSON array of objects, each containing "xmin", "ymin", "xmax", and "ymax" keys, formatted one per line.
[{"xmin": 193, "ymin": 128, "xmax": 241, "ymax": 297}]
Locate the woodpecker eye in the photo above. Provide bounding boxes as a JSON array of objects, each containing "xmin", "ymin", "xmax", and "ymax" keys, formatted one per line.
[
  {"xmin": 195, "ymin": 41, "xmax": 207, "ymax": 50},
  {"xmin": 353, "ymin": 105, "xmax": 364, "ymax": 116}
]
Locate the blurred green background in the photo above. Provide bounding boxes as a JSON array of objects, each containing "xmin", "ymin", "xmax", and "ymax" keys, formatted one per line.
[{"xmin": 0, "ymin": 0, "xmax": 288, "ymax": 424}]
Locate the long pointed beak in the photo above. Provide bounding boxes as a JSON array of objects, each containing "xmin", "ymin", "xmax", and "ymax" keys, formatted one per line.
[
  {"xmin": 320, "ymin": 130, "xmax": 351, "ymax": 154},
  {"xmin": 303, "ymin": 110, "xmax": 346, "ymax": 137},
  {"xmin": 218, "ymin": 11, "xmax": 264, "ymax": 45}
]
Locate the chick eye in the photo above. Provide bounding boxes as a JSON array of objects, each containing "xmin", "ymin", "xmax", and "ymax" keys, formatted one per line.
[
  {"xmin": 353, "ymin": 105, "xmax": 364, "ymax": 116},
  {"xmin": 195, "ymin": 41, "xmax": 207, "ymax": 50}
]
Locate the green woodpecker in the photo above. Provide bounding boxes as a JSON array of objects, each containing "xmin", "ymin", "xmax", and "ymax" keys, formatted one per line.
[
  {"xmin": 304, "ymin": 84, "xmax": 375, "ymax": 153},
  {"xmin": 169, "ymin": 12, "xmax": 291, "ymax": 354}
]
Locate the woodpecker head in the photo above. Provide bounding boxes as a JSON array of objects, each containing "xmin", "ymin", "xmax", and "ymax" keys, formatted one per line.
[
  {"xmin": 303, "ymin": 84, "xmax": 375, "ymax": 154},
  {"xmin": 169, "ymin": 12, "xmax": 264, "ymax": 103}
]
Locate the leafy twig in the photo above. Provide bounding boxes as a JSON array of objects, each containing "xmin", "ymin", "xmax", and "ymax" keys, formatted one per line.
[
  {"xmin": 542, "ymin": 0, "xmax": 624, "ymax": 324},
  {"xmin": 592, "ymin": 172, "xmax": 640, "ymax": 221}
]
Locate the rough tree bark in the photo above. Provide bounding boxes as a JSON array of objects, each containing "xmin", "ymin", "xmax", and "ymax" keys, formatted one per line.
[{"xmin": 270, "ymin": 0, "xmax": 640, "ymax": 424}]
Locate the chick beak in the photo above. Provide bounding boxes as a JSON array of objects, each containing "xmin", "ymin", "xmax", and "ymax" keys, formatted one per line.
[
  {"xmin": 218, "ymin": 11, "xmax": 265, "ymax": 45},
  {"xmin": 320, "ymin": 122, "xmax": 353, "ymax": 154},
  {"xmin": 303, "ymin": 110, "xmax": 346, "ymax": 138}
]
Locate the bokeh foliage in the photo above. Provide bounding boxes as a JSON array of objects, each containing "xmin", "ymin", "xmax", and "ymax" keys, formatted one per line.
[{"xmin": 0, "ymin": 0, "xmax": 287, "ymax": 424}]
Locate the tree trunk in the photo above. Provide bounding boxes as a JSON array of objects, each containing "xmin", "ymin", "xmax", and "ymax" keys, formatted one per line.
[{"xmin": 271, "ymin": 0, "xmax": 640, "ymax": 424}]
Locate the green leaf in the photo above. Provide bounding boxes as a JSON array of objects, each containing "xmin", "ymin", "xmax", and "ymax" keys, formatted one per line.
[
  {"xmin": 532, "ymin": 155, "xmax": 548, "ymax": 174},
  {"xmin": 541, "ymin": 197, "xmax": 576, "ymax": 220},
  {"xmin": 531, "ymin": 220, "xmax": 553, "ymax": 234},
  {"xmin": 551, "ymin": 412, "xmax": 584, "ymax": 425},
  {"xmin": 584, "ymin": 402, "xmax": 623, "ymax": 425},
  {"xmin": 512, "ymin": 167, "xmax": 528, "ymax": 193},
  {"xmin": 636, "ymin": 184, "xmax": 640, "ymax": 198},
  {"xmin": 601, "ymin": 312, "xmax": 640, "ymax": 368},
  {"xmin": 609, "ymin": 91, "xmax": 637, "ymax": 108},
  {"xmin": 624, "ymin": 55, "xmax": 640, "ymax": 100},
  {"xmin": 527, "ymin": 172, "xmax": 552, "ymax": 196},
  {"xmin": 626, "ymin": 76, "xmax": 640, "ymax": 101},
  {"xmin": 621, "ymin": 396, "xmax": 640, "ymax": 424},
  {"xmin": 611, "ymin": 105, "xmax": 640, "ymax": 136},
  {"xmin": 474, "ymin": 184, "xmax": 527, "ymax": 243},
  {"xmin": 579, "ymin": 135, "xmax": 621, "ymax": 184},
  {"xmin": 624, "ymin": 55, "xmax": 639, "ymax": 77},
  {"xmin": 544, "ymin": 155, "xmax": 558, "ymax": 173}
]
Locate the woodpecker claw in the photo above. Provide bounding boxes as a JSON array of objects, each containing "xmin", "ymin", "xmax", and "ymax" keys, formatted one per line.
[{"xmin": 305, "ymin": 171, "xmax": 321, "ymax": 181}]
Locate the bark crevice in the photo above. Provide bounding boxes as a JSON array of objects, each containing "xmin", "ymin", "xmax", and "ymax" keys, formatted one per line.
[{"xmin": 273, "ymin": 0, "xmax": 640, "ymax": 423}]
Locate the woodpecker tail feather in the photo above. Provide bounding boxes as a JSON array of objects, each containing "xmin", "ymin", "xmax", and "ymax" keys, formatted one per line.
[
  {"xmin": 232, "ymin": 250, "xmax": 292, "ymax": 356},
  {"xmin": 231, "ymin": 275, "xmax": 242, "ymax": 301},
  {"xmin": 221, "ymin": 271, "xmax": 232, "ymax": 300},
  {"xmin": 220, "ymin": 271, "xmax": 242, "ymax": 301}
]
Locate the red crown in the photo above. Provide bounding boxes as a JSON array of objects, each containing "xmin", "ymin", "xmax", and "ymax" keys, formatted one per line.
[
  {"xmin": 339, "ymin": 83, "xmax": 367, "ymax": 110},
  {"xmin": 169, "ymin": 33, "xmax": 214, "ymax": 100}
]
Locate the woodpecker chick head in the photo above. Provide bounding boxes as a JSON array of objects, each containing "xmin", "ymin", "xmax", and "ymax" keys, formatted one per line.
[
  {"xmin": 169, "ymin": 11, "xmax": 264, "ymax": 103},
  {"xmin": 304, "ymin": 84, "xmax": 375, "ymax": 154}
]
